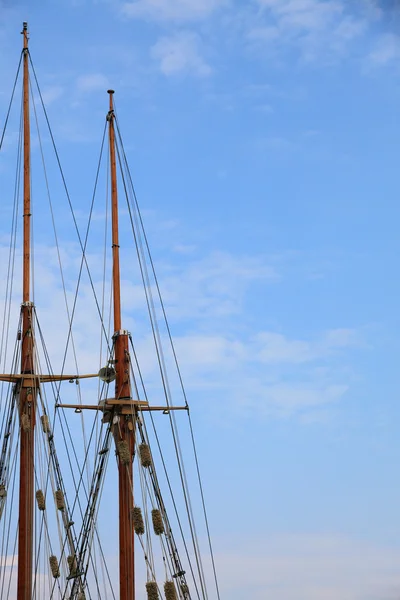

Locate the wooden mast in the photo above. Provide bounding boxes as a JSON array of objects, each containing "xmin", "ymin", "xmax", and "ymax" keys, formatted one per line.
[
  {"xmin": 107, "ymin": 89, "xmax": 135, "ymax": 600},
  {"xmin": 17, "ymin": 21, "xmax": 36, "ymax": 600}
]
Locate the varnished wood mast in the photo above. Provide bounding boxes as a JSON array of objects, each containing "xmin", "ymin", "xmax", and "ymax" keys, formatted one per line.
[
  {"xmin": 18, "ymin": 21, "xmax": 36, "ymax": 600},
  {"xmin": 107, "ymin": 90, "xmax": 135, "ymax": 600}
]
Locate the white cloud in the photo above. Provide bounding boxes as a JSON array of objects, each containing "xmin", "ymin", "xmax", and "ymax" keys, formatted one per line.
[
  {"xmin": 256, "ymin": 328, "xmax": 360, "ymax": 364},
  {"xmin": 76, "ymin": 73, "xmax": 109, "ymax": 93},
  {"xmin": 158, "ymin": 251, "xmax": 277, "ymax": 320},
  {"xmin": 39, "ymin": 86, "xmax": 64, "ymax": 106},
  {"xmin": 151, "ymin": 32, "xmax": 212, "ymax": 76},
  {"xmin": 0, "ymin": 228, "xmax": 363, "ymax": 420},
  {"xmin": 163, "ymin": 327, "xmax": 360, "ymax": 417},
  {"xmin": 121, "ymin": 0, "xmax": 226, "ymax": 22},
  {"xmin": 368, "ymin": 33, "xmax": 400, "ymax": 66},
  {"xmin": 215, "ymin": 533, "xmax": 400, "ymax": 600},
  {"xmin": 248, "ymin": 0, "xmax": 368, "ymax": 63}
]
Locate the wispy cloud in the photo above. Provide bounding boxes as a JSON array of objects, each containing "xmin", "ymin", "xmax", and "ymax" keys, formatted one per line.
[
  {"xmin": 368, "ymin": 32, "xmax": 400, "ymax": 65},
  {"xmin": 158, "ymin": 251, "xmax": 277, "ymax": 319},
  {"xmin": 121, "ymin": 0, "xmax": 227, "ymax": 22},
  {"xmin": 151, "ymin": 31, "xmax": 212, "ymax": 76},
  {"xmin": 169, "ymin": 327, "xmax": 361, "ymax": 417},
  {"xmin": 76, "ymin": 73, "xmax": 109, "ymax": 93},
  {"xmin": 256, "ymin": 328, "xmax": 360, "ymax": 364},
  {"xmin": 216, "ymin": 533, "xmax": 400, "ymax": 600},
  {"xmin": 248, "ymin": 0, "xmax": 368, "ymax": 63},
  {"xmin": 39, "ymin": 85, "xmax": 64, "ymax": 106}
]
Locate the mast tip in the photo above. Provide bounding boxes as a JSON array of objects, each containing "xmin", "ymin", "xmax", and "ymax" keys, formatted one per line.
[
  {"xmin": 107, "ymin": 89, "xmax": 115, "ymax": 95},
  {"xmin": 23, "ymin": 22, "xmax": 28, "ymax": 30}
]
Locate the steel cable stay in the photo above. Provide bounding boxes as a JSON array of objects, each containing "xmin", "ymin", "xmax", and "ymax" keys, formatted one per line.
[
  {"xmin": 0, "ymin": 95, "xmax": 23, "ymax": 470},
  {"xmin": 134, "ymin": 433, "xmax": 190, "ymax": 598},
  {"xmin": 114, "ymin": 110, "xmax": 220, "ymax": 600},
  {"xmin": 0, "ymin": 53, "xmax": 23, "ymax": 152},
  {"xmin": 0, "ymin": 47, "xmax": 100, "ymax": 598},
  {"xmin": 101, "ymin": 120, "xmax": 209, "ymax": 586},
  {"xmin": 0, "ymin": 421, "xmax": 19, "ymax": 598},
  {"xmin": 0, "ymin": 92, "xmax": 22, "ymax": 373},
  {"xmin": 0, "ymin": 330, "xmax": 21, "ymax": 600},
  {"xmin": 111, "ymin": 117, "xmax": 209, "ymax": 599},
  {"xmin": 0, "ymin": 33, "xmax": 117, "ymax": 600},
  {"xmin": 125, "ymin": 311, "xmax": 203, "ymax": 597},
  {"xmin": 32, "ymin": 53, "xmax": 210, "ymax": 600},
  {"xmin": 115, "ymin": 113, "xmax": 221, "ymax": 600},
  {"xmin": 0, "ymin": 29, "xmax": 222, "ymax": 600},
  {"xmin": 34, "ymin": 320, "xmax": 116, "ymax": 599},
  {"xmin": 135, "ymin": 414, "xmax": 196, "ymax": 600},
  {"xmin": 29, "ymin": 55, "xmax": 114, "ymax": 364}
]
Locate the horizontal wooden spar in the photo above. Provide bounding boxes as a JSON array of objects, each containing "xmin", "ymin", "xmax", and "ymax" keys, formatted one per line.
[
  {"xmin": 56, "ymin": 403, "xmax": 188, "ymax": 413},
  {"xmin": 0, "ymin": 373, "xmax": 98, "ymax": 384}
]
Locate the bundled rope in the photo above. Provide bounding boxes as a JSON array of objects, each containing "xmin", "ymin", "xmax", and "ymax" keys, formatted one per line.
[
  {"xmin": 77, "ymin": 593, "xmax": 86, "ymax": 600},
  {"xmin": 139, "ymin": 443, "xmax": 152, "ymax": 468},
  {"xmin": 36, "ymin": 489, "xmax": 45, "ymax": 511},
  {"xmin": 151, "ymin": 509, "xmax": 164, "ymax": 535},
  {"xmin": 0, "ymin": 485, "xmax": 7, "ymax": 498},
  {"xmin": 49, "ymin": 555, "xmax": 60, "ymax": 578},
  {"xmin": 21, "ymin": 413, "xmax": 30, "ymax": 432},
  {"xmin": 132, "ymin": 506, "xmax": 145, "ymax": 535},
  {"xmin": 55, "ymin": 489, "xmax": 65, "ymax": 511},
  {"xmin": 67, "ymin": 555, "xmax": 77, "ymax": 577},
  {"xmin": 118, "ymin": 440, "xmax": 130, "ymax": 465},
  {"xmin": 146, "ymin": 581, "xmax": 159, "ymax": 600},
  {"xmin": 164, "ymin": 581, "xmax": 177, "ymax": 600},
  {"xmin": 40, "ymin": 414, "xmax": 50, "ymax": 433}
]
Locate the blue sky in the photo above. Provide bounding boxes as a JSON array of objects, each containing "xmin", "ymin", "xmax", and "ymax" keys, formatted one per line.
[{"xmin": 2, "ymin": 0, "xmax": 400, "ymax": 598}]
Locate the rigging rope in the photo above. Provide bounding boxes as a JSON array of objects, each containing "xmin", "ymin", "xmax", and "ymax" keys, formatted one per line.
[
  {"xmin": 114, "ymin": 112, "xmax": 221, "ymax": 600},
  {"xmin": 0, "ymin": 54, "xmax": 22, "ymax": 152},
  {"xmin": 112, "ymin": 120, "xmax": 208, "ymax": 598}
]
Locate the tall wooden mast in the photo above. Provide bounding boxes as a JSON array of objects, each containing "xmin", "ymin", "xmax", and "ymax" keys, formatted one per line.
[
  {"xmin": 17, "ymin": 21, "xmax": 36, "ymax": 600},
  {"xmin": 107, "ymin": 89, "xmax": 135, "ymax": 600}
]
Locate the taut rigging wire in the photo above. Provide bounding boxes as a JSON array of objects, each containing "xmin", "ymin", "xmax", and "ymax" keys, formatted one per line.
[
  {"xmin": 0, "ymin": 53, "xmax": 22, "ymax": 152},
  {"xmin": 112, "ymin": 114, "xmax": 213, "ymax": 598},
  {"xmin": 114, "ymin": 113, "xmax": 221, "ymax": 600}
]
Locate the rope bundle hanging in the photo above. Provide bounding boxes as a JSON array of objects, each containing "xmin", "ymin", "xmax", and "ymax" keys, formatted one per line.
[
  {"xmin": 77, "ymin": 593, "xmax": 86, "ymax": 600},
  {"xmin": 68, "ymin": 555, "xmax": 77, "ymax": 576},
  {"xmin": 146, "ymin": 581, "xmax": 159, "ymax": 600},
  {"xmin": 55, "ymin": 489, "xmax": 65, "ymax": 511},
  {"xmin": 118, "ymin": 440, "xmax": 130, "ymax": 465},
  {"xmin": 139, "ymin": 443, "xmax": 152, "ymax": 467},
  {"xmin": 132, "ymin": 506, "xmax": 145, "ymax": 535},
  {"xmin": 36, "ymin": 489, "xmax": 45, "ymax": 510},
  {"xmin": 164, "ymin": 581, "xmax": 177, "ymax": 600},
  {"xmin": 21, "ymin": 413, "xmax": 30, "ymax": 432},
  {"xmin": 49, "ymin": 555, "xmax": 60, "ymax": 578},
  {"xmin": 151, "ymin": 509, "xmax": 164, "ymax": 535},
  {"xmin": 0, "ymin": 484, "xmax": 7, "ymax": 498},
  {"xmin": 40, "ymin": 414, "xmax": 50, "ymax": 433}
]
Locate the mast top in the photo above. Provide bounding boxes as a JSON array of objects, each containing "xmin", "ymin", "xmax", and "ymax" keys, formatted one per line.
[
  {"xmin": 22, "ymin": 22, "xmax": 29, "ymax": 49},
  {"xmin": 107, "ymin": 90, "xmax": 115, "ymax": 112}
]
